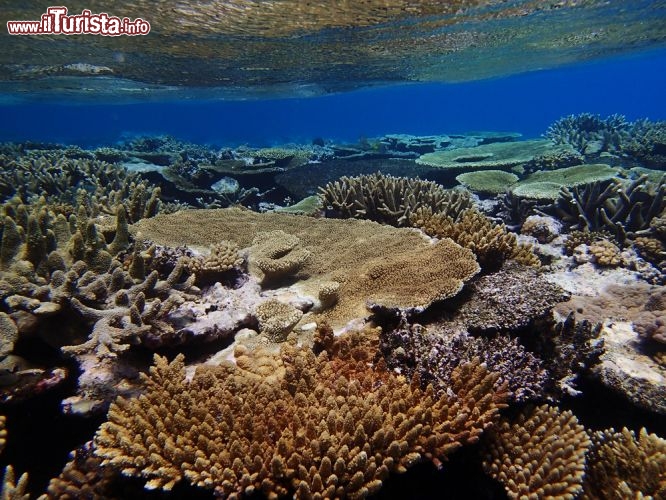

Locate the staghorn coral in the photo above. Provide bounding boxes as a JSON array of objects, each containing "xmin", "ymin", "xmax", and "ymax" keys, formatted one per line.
[
  {"xmin": 318, "ymin": 172, "xmax": 472, "ymax": 227},
  {"xmin": 410, "ymin": 207, "xmax": 538, "ymax": 270},
  {"xmin": 544, "ymin": 112, "xmax": 630, "ymax": 155},
  {"xmin": 255, "ymin": 299, "xmax": 303, "ymax": 342},
  {"xmin": 0, "ymin": 152, "xmax": 161, "ymax": 223},
  {"xmin": 94, "ymin": 332, "xmax": 508, "ymax": 498},
  {"xmin": 582, "ymin": 427, "xmax": 666, "ymax": 499},
  {"xmin": 482, "ymin": 404, "xmax": 590, "ymax": 500},
  {"xmin": 0, "ymin": 466, "xmax": 29, "ymax": 500},
  {"xmin": 621, "ymin": 118, "xmax": 666, "ymax": 167},
  {"xmin": 552, "ymin": 175, "xmax": 665, "ymax": 244}
]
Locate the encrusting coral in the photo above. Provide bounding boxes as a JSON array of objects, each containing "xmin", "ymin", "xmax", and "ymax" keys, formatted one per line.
[
  {"xmin": 482, "ymin": 404, "xmax": 590, "ymax": 500},
  {"xmin": 94, "ymin": 328, "xmax": 509, "ymax": 498},
  {"xmin": 318, "ymin": 172, "xmax": 472, "ymax": 227},
  {"xmin": 581, "ymin": 427, "xmax": 666, "ymax": 499}
]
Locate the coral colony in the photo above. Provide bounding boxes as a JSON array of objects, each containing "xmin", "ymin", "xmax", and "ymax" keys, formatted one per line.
[{"xmin": 0, "ymin": 114, "xmax": 665, "ymax": 498}]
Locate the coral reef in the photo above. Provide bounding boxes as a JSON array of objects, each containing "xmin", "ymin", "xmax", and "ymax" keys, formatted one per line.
[
  {"xmin": 94, "ymin": 331, "xmax": 508, "ymax": 497},
  {"xmin": 551, "ymin": 175, "xmax": 665, "ymax": 244},
  {"xmin": 255, "ymin": 299, "xmax": 303, "ymax": 342},
  {"xmin": 318, "ymin": 172, "xmax": 472, "ymax": 226},
  {"xmin": 588, "ymin": 239, "xmax": 622, "ymax": 267},
  {"xmin": 415, "ymin": 139, "xmax": 553, "ymax": 171},
  {"xmin": 621, "ymin": 118, "xmax": 666, "ymax": 167},
  {"xmin": 133, "ymin": 208, "xmax": 480, "ymax": 327},
  {"xmin": 454, "ymin": 170, "xmax": 518, "ymax": 195},
  {"xmin": 446, "ymin": 263, "xmax": 569, "ymax": 333},
  {"xmin": 581, "ymin": 427, "xmax": 666, "ymax": 499},
  {"xmin": 0, "ymin": 466, "xmax": 29, "ymax": 500},
  {"xmin": 410, "ymin": 208, "xmax": 539, "ymax": 269},
  {"xmin": 482, "ymin": 404, "xmax": 590, "ymax": 499},
  {"xmin": 545, "ymin": 113, "xmax": 630, "ymax": 155},
  {"xmin": 40, "ymin": 443, "xmax": 119, "ymax": 500},
  {"xmin": 520, "ymin": 215, "xmax": 562, "ymax": 243},
  {"xmin": 249, "ymin": 230, "xmax": 311, "ymax": 285},
  {"xmin": 510, "ymin": 163, "xmax": 619, "ymax": 201},
  {"xmin": 380, "ymin": 322, "xmax": 549, "ymax": 403}
]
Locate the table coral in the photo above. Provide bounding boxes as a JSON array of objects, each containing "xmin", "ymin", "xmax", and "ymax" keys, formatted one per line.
[
  {"xmin": 581, "ymin": 427, "xmax": 666, "ymax": 499},
  {"xmin": 482, "ymin": 404, "xmax": 590, "ymax": 500},
  {"xmin": 249, "ymin": 230, "xmax": 311, "ymax": 285},
  {"xmin": 132, "ymin": 208, "xmax": 480, "ymax": 327},
  {"xmin": 94, "ymin": 331, "xmax": 508, "ymax": 498}
]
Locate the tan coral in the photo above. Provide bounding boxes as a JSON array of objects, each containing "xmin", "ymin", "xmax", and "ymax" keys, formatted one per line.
[
  {"xmin": 0, "ymin": 415, "xmax": 6, "ymax": 454},
  {"xmin": 410, "ymin": 207, "xmax": 538, "ymax": 269},
  {"xmin": 634, "ymin": 236, "xmax": 665, "ymax": 264},
  {"xmin": 133, "ymin": 208, "xmax": 480, "ymax": 327},
  {"xmin": 39, "ymin": 445, "xmax": 119, "ymax": 500},
  {"xmin": 189, "ymin": 240, "xmax": 244, "ymax": 279},
  {"xmin": 0, "ymin": 466, "xmax": 29, "ymax": 500},
  {"xmin": 482, "ymin": 404, "xmax": 590, "ymax": 500},
  {"xmin": 94, "ymin": 331, "xmax": 508, "ymax": 498},
  {"xmin": 255, "ymin": 299, "xmax": 303, "ymax": 342},
  {"xmin": 249, "ymin": 230, "xmax": 311, "ymax": 284},
  {"xmin": 589, "ymin": 239, "xmax": 622, "ymax": 267},
  {"xmin": 319, "ymin": 172, "xmax": 472, "ymax": 227},
  {"xmin": 581, "ymin": 427, "xmax": 666, "ymax": 499}
]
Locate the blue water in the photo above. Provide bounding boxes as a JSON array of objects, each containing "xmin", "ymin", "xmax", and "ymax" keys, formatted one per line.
[{"xmin": 1, "ymin": 47, "xmax": 665, "ymax": 147}]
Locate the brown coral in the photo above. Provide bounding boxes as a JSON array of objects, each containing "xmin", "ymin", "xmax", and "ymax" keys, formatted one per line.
[
  {"xmin": 581, "ymin": 427, "xmax": 666, "ymax": 499},
  {"xmin": 255, "ymin": 299, "xmax": 303, "ymax": 342},
  {"xmin": 589, "ymin": 239, "xmax": 622, "ymax": 266},
  {"xmin": 0, "ymin": 466, "xmax": 29, "ymax": 500},
  {"xmin": 95, "ymin": 332, "xmax": 508, "ymax": 498},
  {"xmin": 249, "ymin": 230, "xmax": 311, "ymax": 285},
  {"xmin": 482, "ymin": 404, "xmax": 590, "ymax": 500},
  {"xmin": 133, "ymin": 208, "xmax": 480, "ymax": 327},
  {"xmin": 410, "ymin": 207, "xmax": 538, "ymax": 269},
  {"xmin": 319, "ymin": 173, "xmax": 472, "ymax": 227}
]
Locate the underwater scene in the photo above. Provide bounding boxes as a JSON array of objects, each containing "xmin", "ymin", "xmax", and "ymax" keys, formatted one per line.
[{"xmin": 1, "ymin": 1, "xmax": 666, "ymax": 499}]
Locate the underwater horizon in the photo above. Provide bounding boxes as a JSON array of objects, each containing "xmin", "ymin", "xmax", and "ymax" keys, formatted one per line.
[{"xmin": 1, "ymin": 1, "xmax": 666, "ymax": 499}]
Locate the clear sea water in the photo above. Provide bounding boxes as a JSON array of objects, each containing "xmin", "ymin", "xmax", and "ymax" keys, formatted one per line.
[{"xmin": 1, "ymin": 2, "xmax": 666, "ymax": 499}]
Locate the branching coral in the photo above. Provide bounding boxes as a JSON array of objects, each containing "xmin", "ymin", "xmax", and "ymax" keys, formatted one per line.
[
  {"xmin": 94, "ymin": 331, "xmax": 508, "ymax": 498},
  {"xmin": 255, "ymin": 299, "xmax": 303, "ymax": 342},
  {"xmin": 410, "ymin": 208, "xmax": 539, "ymax": 269},
  {"xmin": 0, "ymin": 466, "xmax": 29, "ymax": 500},
  {"xmin": 552, "ymin": 175, "xmax": 665, "ymax": 244},
  {"xmin": 318, "ymin": 172, "xmax": 472, "ymax": 227},
  {"xmin": 482, "ymin": 404, "xmax": 590, "ymax": 499},
  {"xmin": 0, "ymin": 152, "xmax": 161, "ymax": 222},
  {"xmin": 545, "ymin": 112, "xmax": 630, "ymax": 155},
  {"xmin": 581, "ymin": 427, "xmax": 666, "ymax": 499},
  {"xmin": 380, "ymin": 322, "xmax": 549, "ymax": 403}
]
